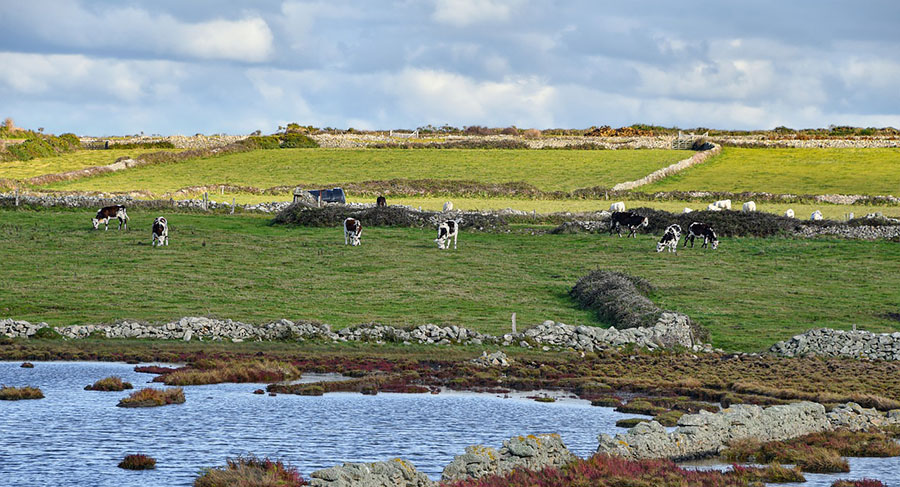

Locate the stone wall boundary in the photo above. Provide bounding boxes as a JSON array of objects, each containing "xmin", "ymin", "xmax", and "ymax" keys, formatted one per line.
[{"xmin": 611, "ymin": 144, "xmax": 721, "ymax": 191}]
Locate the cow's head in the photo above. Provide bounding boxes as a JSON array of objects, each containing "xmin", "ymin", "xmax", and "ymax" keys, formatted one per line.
[
  {"xmin": 711, "ymin": 238, "xmax": 719, "ymax": 250},
  {"xmin": 92, "ymin": 217, "xmax": 100, "ymax": 229},
  {"xmin": 349, "ymin": 233, "xmax": 361, "ymax": 246},
  {"xmin": 656, "ymin": 241, "xmax": 666, "ymax": 252},
  {"xmin": 641, "ymin": 217, "xmax": 649, "ymax": 227}
]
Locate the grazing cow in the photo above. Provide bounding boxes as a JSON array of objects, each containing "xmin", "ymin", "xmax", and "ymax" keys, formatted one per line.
[
  {"xmin": 656, "ymin": 224, "xmax": 681, "ymax": 253},
  {"xmin": 609, "ymin": 201, "xmax": 626, "ymax": 212},
  {"xmin": 608, "ymin": 211, "xmax": 648, "ymax": 238},
  {"xmin": 376, "ymin": 196, "xmax": 386, "ymax": 207},
  {"xmin": 742, "ymin": 201, "xmax": 756, "ymax": 213},
  {"xmin": 443, "ymin": 201, "xmax": 454, "ymax": 212},
  {"xmin": 435, "ymin": 219, "xmax": 459, "ymax": 249},
  {"xmin": 713, "ymin": 199, "xmax": 732, "ymax": 210},
  {"xmin": 784, "ymin": 209, "xmax": 795, "ymax": 218},
  {"xmin": 343, "ymin": 218, "xmax": 362, "ymax": 246},
  {"xmin": 810, "ymin": 210, "xmax": 823, "ymax": 221},
  {"xmin": 684, "ymin": 222, "xmax": 719, "ymax": 250},
  {"xmin": 152, "ymin": 217, "xmax": 168, "ymax": 247},
  {"xmin": 92, "ymin": 205, "xmax": 128, "ymax": 230}
]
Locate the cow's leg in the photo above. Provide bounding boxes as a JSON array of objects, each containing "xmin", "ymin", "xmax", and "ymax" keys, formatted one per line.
[
  {"xmin": 344, "ymin": 231, "xmax": 348, "ymax": 245},
  {"xmin": 701, "ymin": 237, "xmax": 708, "ymax": 248}
]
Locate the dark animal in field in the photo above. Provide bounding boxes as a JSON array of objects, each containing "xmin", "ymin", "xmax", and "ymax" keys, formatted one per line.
[
  {"xmin": 608, "ymin": 211, "xmax": 648, "ymax": 238},
  {"xmin": 376, "ymin": 196, "xmax": 386, "ymax": 207},
  {"xmin": 684, "ymin": 222, "xmax": 719, "ymax": 249},
  {"xmin": 152, "ymin": 217, "xmax": 168, "ymax": 247},
  {"xmin": 435, "ymin": 219, "xmax": 459, "ymax": 249},
  {"xmin": 343, "ymin": 217, "xmax": 362, "ymax": 246},
  {"xmin": 92, "ymin": 205, "xmax": 128, "ymax": 230},
  {"xmin": 656, "ymin": 224, "xmax": 681, "ymax": 253}
]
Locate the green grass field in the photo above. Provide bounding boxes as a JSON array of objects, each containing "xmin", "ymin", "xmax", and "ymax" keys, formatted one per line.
[
  {"xmin": 2, "ymin": 208, "xmax": 898, "ymax": 352},
  {"xmin": 647, "ymin": 147, "xmax": 900, "ymax": 195},
  {"xmin": 42, "ymin": 148, "xmax": 686, "ymax": 194},
  {"xmin": 0, "ymin": 148, "xmax": 176, "ymax": 180}
]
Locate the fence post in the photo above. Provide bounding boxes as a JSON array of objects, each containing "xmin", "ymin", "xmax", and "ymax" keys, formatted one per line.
[
  {"xmin": 231, "ymin": 197, "xmax": 235, "ymax": 214},
  {"xmin": 203, "ymin": 192, "xmax": 208, "ymax": 211},
  {"xmin": 15, "ymin": 187, "xmax": 19, "ymax": 207},
  {"xmin": 511, "ymin": 313, "xmax": 517, "ymax": 334}
]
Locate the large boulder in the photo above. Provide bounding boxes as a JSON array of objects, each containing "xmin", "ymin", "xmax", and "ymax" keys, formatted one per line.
[
  {"xmin": 310, "ymin": 459, "xmax": 433, "ymax": 487},
  {"xmin": 442, "ymin": 434, "xmax": 575, "ymax": 482}
]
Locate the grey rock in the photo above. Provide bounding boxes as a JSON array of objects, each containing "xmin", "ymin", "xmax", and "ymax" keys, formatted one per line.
[{"xmin": 310, "ymin": 459, "xmax": 433, "ymax": 487}]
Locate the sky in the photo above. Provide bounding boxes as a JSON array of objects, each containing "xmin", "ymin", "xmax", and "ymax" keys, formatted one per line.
[{"xmin": 1, "ymin": 0, "xmax": 899, "ymax": 136}]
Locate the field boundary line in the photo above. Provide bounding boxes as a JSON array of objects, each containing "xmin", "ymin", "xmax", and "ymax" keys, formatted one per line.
[{"xmin": 611, "ymin": 144, "xmax": 721, "ymax": 191}]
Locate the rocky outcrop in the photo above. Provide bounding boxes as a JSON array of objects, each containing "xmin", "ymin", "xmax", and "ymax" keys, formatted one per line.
[
  {"xmin": 471, "ymin": 351, "xmax": 511, "ymax": 367},
  {"xmin": 612, "ymin": 145, "xmax": 721, "ymax": 191},
  {"xmin": 0, "ymin": 315, "xmax": 715, "ymax": 352},
  {"xmin": 441, "ymin": 434, "xmax": 576, "ymax": 482},
  {"xmin": 770, "ymin": 328, "xmax": 900, "ymax": 361},
  {"xmin": 309, "ymin": 459, "xmax": 433, "ymax": 487},
  {"xmin": 596, "ymin": 401, "xmax": 900, "ymax": 461}
]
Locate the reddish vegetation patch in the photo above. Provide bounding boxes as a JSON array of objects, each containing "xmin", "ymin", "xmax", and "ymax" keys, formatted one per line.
[
  {"xmin": 156, "ymin": 360, "xmax": 301, "ymax": 386},
  {"xmin": 118, "ymin": 454, "xmax": 156, "ymax": 470},
  {"xmin": 831, "ymin": 480, "xmax": 886, "ymax": 487},
  {"xmin": 117, "ymin": 387, "xmax": 185, "ymax": 408},
  {"xmin": 134, "ymin": 365, "xmax": 181, "ymax": 375},
  {"xmin": 194, "ymin": 455, "xmax": 307, "ymax": 487}
]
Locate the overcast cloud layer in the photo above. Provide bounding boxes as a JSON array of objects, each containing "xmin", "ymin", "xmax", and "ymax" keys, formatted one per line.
[{"xmin": 1, "ymin": 0, "xmax": 898, "ymax": 135}]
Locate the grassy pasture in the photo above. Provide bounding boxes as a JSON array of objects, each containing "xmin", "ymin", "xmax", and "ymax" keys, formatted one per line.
[
  {"xmin": 647, "ymin": 147, "xmax": 900, "ymax": 195},
  {"xmin": 1, "ymin": 208, "xmax": 898, "ymax": 352},
  {"xmin": 0, "ymin": 148, "xmax": 176, "ymax": 181},
  {"xmin": 42, "ymin": 148, "xmax": 685, "ymax": 194}
]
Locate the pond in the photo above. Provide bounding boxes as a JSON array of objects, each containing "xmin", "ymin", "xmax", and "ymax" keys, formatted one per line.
[{"xmin": 1, "ymin": 362, "xmax": 897, "ymax": 486}]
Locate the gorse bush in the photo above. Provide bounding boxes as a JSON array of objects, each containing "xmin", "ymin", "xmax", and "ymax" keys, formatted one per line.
[
  {"xmin": 630, "ymin": 207, "xmax": 800, "ymax": 237},
  {"xmin": 245, "ymin": 133, "xmax": 318, "ymax": 149},
  {"xmin": 570, "ymin": 270, "xmax": 662, "ymax": 329},
  {"xmin": 1, "ymin": 131, "xmax": 81, "ymax": 162},
  {"xmin": 194, "ymin": 455, "xmax": 307, "ymax": 487},
  {"xmin": 118, "ymin": 454, "xmax": 156, "ymax": 470},
  {"xmin": 272, "ymin": 204, "xmax": 506, "ymax": 230}
]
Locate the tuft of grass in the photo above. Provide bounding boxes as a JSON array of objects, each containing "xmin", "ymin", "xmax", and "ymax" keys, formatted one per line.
[
  {"xmin": 590, "ymin": 397, "xmax": 623, "ymax": 408},
  {"xmin": 729, "ymin": 463, "xmax": 805, "ymax": 483},
  {"xmin": 722, "ymin": 437, "xmax": 852, "ymax": 473},
  {"xmin": 159, "ymin": 360, "xmax": 301, "ymax": 386},
  {"xmin": 831, "ymin": 479, "xmax": 886, "ymax": 487},
  {"xmin": 615, "ymin": 400, "xmax": 666, "ymax": 416},
  {"xmin": 0, "ymin": 385, "xmax": 44, "ymax": 400},
  {"xmin": 615, "ymin": 418, "xmax": 649, "ymax": 428},
  {"xmin": 117, "ymin": 387, "xmax": 185, "ymax": 408},
  {"xmin": 194, "ymin": 455, "xmax": 307, "ymax": 487},
  {"xmin": 85, "ymin": 376, "xmax": 134, "ymax": 391},
  {"xmin": 118, "ymin": 454, "xmax": 156, "ymax": 470},
  {"xmin": 20, "ymin": 362, "xmax": 34, "ymax": 368}
]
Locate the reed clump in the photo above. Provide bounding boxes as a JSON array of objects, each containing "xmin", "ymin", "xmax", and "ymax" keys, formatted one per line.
[{"xmin": 117, "ymin": 387, "xmax": 185, "ymax": 408}]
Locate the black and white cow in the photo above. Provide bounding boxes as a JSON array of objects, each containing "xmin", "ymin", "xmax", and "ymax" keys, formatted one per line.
[
  {"xmin": 656, "ymin": 224, "xmax": 681, "ymax": 253},
  {"xmin": 343, "ymin": 217, "xmax": 362, "ymax": 246},
  {"xmin": 92, "ymin": 205, "xmax": 129, "ymax": 230},
  {"xmin": 684, "ymin": 222, "xmax": 719, "ymax": 249},
  {"xmin": 435, "ymin": 219, "xmax": 459, "ymax": 250},
  {"xmin": 376, "ymin": 196, "xmax": 387, "ymax": 207},
  {"xmin": 152, "ymin": 217, "xmax": 168, "ymax": 247},
  {"xmin": 608, "ymin": 211, "xmax": 648, "ymax": 238}
]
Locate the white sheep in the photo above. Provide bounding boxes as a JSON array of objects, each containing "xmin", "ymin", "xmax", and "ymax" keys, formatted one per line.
[
  {"xmin": 742, "ymin": 201, "xmax": 756, "ymax": 213},
  {"xmin": 713, "ymin": 199, "xmax": 732, "ymax": 210},
  {"xmin": 810, "ymin": 210, "xmax": 823, "ymax": 221},
  {"xmin": 610, "ymin": 201, "xmax": 626, "ymax": 212},
  {"xmin": 784, "ymin": 209, "xmax": 795, "ymax": 218},
  {"xmin": 683, "ymin": 207, "xmax": 693, "ymax": 213},
  {"xmin": 706, "ymin": 203, "xmax": 721, "ymax": 212},
  {"xmin": 443, "ymin": 201, "xmax": 453, "ymax": 212}
]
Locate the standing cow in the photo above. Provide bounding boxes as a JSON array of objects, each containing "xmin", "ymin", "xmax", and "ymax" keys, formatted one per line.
[
  {"xmin": 92, "ymin": 205, "xmax": 129, "ymax": 230},
  {"xmin": 656, "ymin": 224, "xmax": 681, "ymax": 253},
  {"xmin": 608, "ymin": 211, "xmax": 648, "ymax": 238},
  {"xmin": 435, "ymin": 219, "xmax": 459, "ymax": 250},
  {"xmin": 684, "ymin": 222, "xmax": 719, "ymax": 249},
  {"xmin": 152, "ymin": 217, "xmax": 168, "ymax": 247},
  {"xmin": 343, "ymin": 218, "xmax": 362, "ymax": 246}
]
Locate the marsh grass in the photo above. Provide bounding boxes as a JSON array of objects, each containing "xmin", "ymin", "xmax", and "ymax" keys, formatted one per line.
[
  {"xmin": 117, "ymin": 387, "xmax": 185, "ymax": 408},
  {"xmin": 159, "ymin": 360, "xmax": 301, "ymax": 386},
  {"xmin": 85, "ymin": 376, "xmax": 133, "ymax": 391},
  {"xmin": 0, "ymin": 385, "xmax": 44, "ymax": 400},
  {"xmin": 193, "ymin": 455, "xmax": 307, "ymax": 487},
  {"xmin": 118, "ymin": 454, "xmax": 156, "ymax": 470}
]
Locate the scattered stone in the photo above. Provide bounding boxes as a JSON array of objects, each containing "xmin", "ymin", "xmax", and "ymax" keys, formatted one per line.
[{"xmin": 472, "ymin": 351, "xmax": 510, "ymax": 367}]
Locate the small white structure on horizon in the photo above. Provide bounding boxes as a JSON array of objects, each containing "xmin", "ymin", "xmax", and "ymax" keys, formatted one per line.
[
  {"xmin": 810, "ymin": 210, "xmax": 824, "ymax": 221},
  {"xmin": 742, "ymin": 201, "xmax": 757, "ymax": 213},
  {"xmin": 610, "ymin": 201, "xmax": 626, "ymax": 212}
]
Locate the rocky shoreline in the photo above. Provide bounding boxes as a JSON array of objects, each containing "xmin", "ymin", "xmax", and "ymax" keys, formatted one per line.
[
  {"xmin": 0, "ymin": 314, "xmax": 716, "ymax": 353},
  {"xmin": 770, "ymin": 327, "xmax": 900, "ymax": 360}
]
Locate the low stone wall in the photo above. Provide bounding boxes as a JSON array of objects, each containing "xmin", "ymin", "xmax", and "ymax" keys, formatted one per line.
[
  {"xmin": 441, "ymin": 434, "xmax": 576, "ymax": 482},
  {"xmin": 79, "ymin": 135, "xmax": 247, "ymax": 149},
  {"xmin": 310, "ymin": 458, "xmax": 432, "ymax": 487},
  {"xmin": 0, "ymin": 192, "xmax": 292, "ymax": 214},
  {"xmin": 710, "ymin": 136, "xmax": 900, "ymax": 149},
  {"xmin": 795, "ymin": 224, "xmax": 900, "ymax": 240},
  {"xmin": 596, "ymin": 401, "xmax": 899, "ymax": 461},
  {"xmin": 612, "ymin": 145, "xmax": 721, "ymax": 191},
  {"xmin": 770, "ymin": 327, "xmax": 900, "ymax": 360},
  {"xmin": 0, "ymin": 315, "xmax": 716, "ymax": 353}
]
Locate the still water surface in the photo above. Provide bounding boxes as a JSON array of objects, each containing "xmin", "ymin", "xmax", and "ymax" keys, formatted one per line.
[{"xmin": 1, "ymin": 362, "xmax": 897, "ymax": 486}]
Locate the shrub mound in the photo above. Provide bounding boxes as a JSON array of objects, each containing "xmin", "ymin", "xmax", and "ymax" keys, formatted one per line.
[
  {"xmin": 0, "ymin": 385, "xmax": 44, "ymax": 400},
  {"xmin": 570, "ymin": 270, "xmax": 662, "ymax": 329},
  {"xmin": 117, "ymin": 387, "xmax": 185, "ymax": 408},
  {"xmin": 85, "ymin": 376, "xmax": 134, "ymax": 391},
  {"xmin": 272, "ymin": 204, "xmax": 506, "ymax": 230},
  {"xmin": 118, "ymin": 454, "xmax": 156, "ymax": 470},
  {"xmin": 194, "ymin": 455, "xmax": 307, "ymax": 487},
  {"xmin": 831, "ymin": 480, "xmax": 886, "ymax": 487},
  {"xmin": 158, "ymin": 360, "xmax": 301, "ymax": 386},
  {"xmin": 20, "ymin": 362, "xmax": 34, "ymax": 368},
  {"xmin": 631, "ymin": 207, "xmax": 801, "ymax": 237}
]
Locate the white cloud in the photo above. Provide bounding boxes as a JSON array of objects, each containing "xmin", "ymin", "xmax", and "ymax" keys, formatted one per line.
[{"xmin": 432, "ymin": 0, "xmax": 521, "ymax": 27}]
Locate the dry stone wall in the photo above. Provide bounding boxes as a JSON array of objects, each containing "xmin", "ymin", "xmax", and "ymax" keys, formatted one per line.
[
  {"xmin": 770, "ymin": 327, "xmax": 900, "ymax": 360},
  {"xmin": 611, "ymin": 144, "xmax": 721, "ymax": 191}
]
